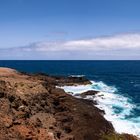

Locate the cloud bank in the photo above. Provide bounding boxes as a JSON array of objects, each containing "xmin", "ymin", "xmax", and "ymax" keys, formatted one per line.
[{"xmin": 1, "ymin": 33, "xmax": 140, "ymax": 60}]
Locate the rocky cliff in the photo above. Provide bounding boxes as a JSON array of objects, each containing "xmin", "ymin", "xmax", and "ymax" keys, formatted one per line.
[{"xmin": 0, "ymin": 68, "xmax": 138, "ymax": 140}]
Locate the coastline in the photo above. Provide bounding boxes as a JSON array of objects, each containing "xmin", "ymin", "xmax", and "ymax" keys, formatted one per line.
[
  {"xmin": 60, "ymin": 81, "xmax": 140, "ymax": 138},
  {"xmin": 0, "ymin": 67, "xmax": 139, "ymax": 140}
]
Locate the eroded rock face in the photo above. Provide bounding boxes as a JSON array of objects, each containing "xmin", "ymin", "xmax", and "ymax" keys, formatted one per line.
[{"xmin": 0, "ymin": 68, "xmax": 138, "ymax": 140}]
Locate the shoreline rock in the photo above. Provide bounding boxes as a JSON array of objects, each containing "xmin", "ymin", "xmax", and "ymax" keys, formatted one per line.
[
  {"xmin": 0, "ymin": 67, "xmax": 138, "ymax": 140},
  {"xmin": 80, "ymin": 90, "xmax": 99, "ymax": 98}
]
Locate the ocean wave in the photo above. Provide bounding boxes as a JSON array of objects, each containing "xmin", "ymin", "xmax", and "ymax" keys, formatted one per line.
[
  {"xmin": 134, "ymin": 84, "xmax": 140, "ymax": 87},
  {"xmin": 60, "ymin": 81, "xmax": 140, "ymax": 137}
]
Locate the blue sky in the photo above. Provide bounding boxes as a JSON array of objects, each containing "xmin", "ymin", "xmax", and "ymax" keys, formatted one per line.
[{"xmin": 1, "ymin": 0, "xmax": 140, "ymax": 59}]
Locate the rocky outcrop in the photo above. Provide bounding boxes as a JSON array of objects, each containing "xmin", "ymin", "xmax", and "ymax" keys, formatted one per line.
[
  {"xmin": 0, "ymin": 68, "xmax": 138, "ymax": 140},
  {"xmin": 80, "ymin": 90, "xmax": 99, "ymax": 98}
]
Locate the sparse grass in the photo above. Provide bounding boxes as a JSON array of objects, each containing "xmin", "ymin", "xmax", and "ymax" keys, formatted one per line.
[
  {"xmin": 103, "ymin": 134, "xmax": 124, "ymax": 140},
  {"xmin": 102, "ymin": 133, "xmax": 138, "ymax": 140}
]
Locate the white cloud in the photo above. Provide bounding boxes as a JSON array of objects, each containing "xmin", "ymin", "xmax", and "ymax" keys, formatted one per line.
[
  {"xmin": 24, "ymin": 33, "xmax": 140, "ymax": 52},
  {"xmin": 1, "ymin": 33, "xmax": 140, "ymax": 59}
]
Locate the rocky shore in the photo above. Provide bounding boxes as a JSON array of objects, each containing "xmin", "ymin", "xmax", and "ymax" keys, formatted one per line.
[{"xmin": 0, "ymin": 68, "xmax": 138, "ymax": 140}]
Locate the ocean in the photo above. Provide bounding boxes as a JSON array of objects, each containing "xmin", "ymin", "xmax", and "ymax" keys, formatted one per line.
[{"xmin": 0, "ymin": 60, "xmax": 140, "ymax": 137}]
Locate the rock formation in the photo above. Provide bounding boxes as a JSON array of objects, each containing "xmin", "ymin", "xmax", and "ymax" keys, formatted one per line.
[{"xmin": 0, "ymin": 68, "xmax": 138, "ymax": 140}]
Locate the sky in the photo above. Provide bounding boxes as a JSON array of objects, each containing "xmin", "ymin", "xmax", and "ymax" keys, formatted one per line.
[{"xmin": 0, "ymin": 0, "xmax": 140, "ymax": 59}]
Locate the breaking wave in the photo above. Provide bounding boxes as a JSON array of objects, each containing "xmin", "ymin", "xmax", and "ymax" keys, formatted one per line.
[{"xmin": 60, "ymin": 81, "xmax": 140, "ymax": 137}]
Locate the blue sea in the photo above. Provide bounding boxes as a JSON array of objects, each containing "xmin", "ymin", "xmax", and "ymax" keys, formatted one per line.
[{"xmin": 0, "ymin": 60, "xmax": 140, "ymax": 136}]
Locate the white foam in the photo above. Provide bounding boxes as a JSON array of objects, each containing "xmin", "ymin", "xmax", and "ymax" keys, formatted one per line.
[
  {"xmin": 69, "ymin": 75, "xmax": 85, "ymax": 77},
  {"xmin": 59, "ymin": 81, "xmax": 140, "ymax": 137}
]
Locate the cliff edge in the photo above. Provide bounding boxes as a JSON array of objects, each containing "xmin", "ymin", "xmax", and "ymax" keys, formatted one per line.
[{"xmin": 0, "ymin": 68, "xmax": 138, "ymax": 140}]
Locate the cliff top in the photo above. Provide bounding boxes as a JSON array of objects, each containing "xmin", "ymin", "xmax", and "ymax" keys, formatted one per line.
[{"xmin": 0, "ymin": 67, "xmax": 18, "ymax": 76}]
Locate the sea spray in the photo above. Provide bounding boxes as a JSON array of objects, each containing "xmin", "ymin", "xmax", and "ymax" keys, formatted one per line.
[{"xmin": 59, "ymin": 81, "xmax": 140, "ymax": 138}]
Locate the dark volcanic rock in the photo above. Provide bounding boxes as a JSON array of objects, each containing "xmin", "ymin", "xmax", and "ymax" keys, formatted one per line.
[
  {"xmin": 31, "ymin": 73, "xmax": 92, "ymax": 86},
  {"xmin": 80, "ymin": 90, "xmax": 99, "ymax": 98}
]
